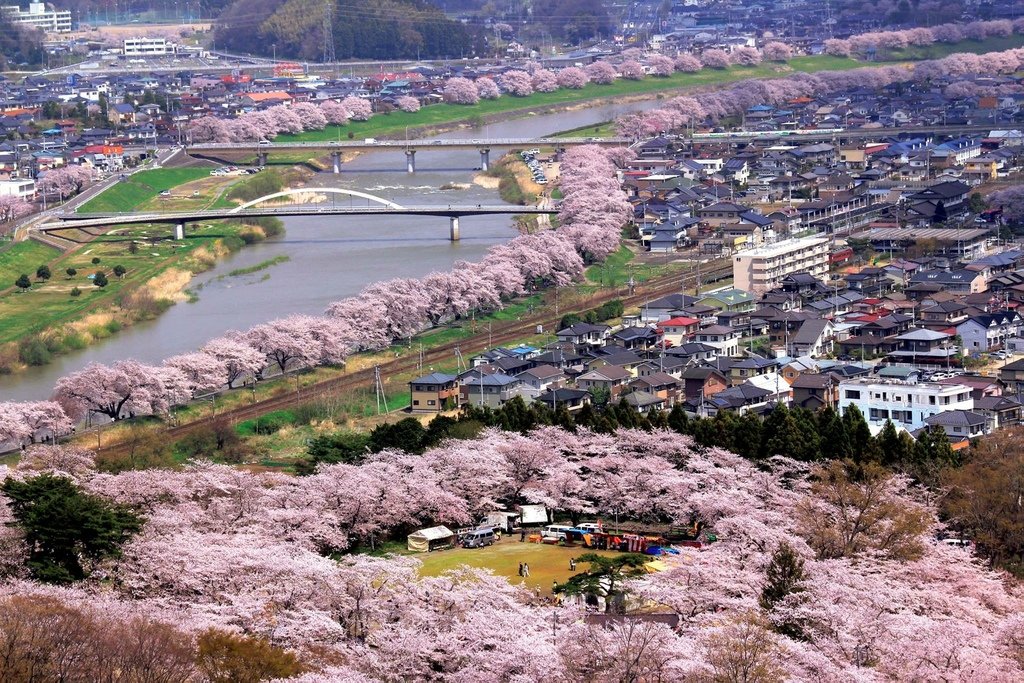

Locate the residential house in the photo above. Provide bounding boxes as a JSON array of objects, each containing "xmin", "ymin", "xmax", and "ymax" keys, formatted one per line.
[
  {"xmin": 679, "ymin": 366, "xmax": 729, "ymax": 402},
  {"xmin": 974, "ymin": 396, "xmax": 1023, "ymax": 431},
  {"xmin": 409, "ymin": 372, "xmax": 460, "ymax": 412},
  {"xmin": 998, "ymin": 358, "xmax": 1024, "ymax": 396},
  {"xmin": 516, "ymin": 365, "xmax": 565, "ymax": 393},
  {"xmin": 922, "ymin": 410, "xmax": 989, "ymax": 441},
  {"xmin": 884, "ymin": 328, "xmax": 957, "ymax": 367},
  {"xmin": 790, "ymin": 372, "xmax": 840, "ymax": 410},
  {"xmin": 622, "ymin": 390, "xmax": 666, "ymax": 414},
  {"xmin": 535, "ymin": 388, "xmax": 591, "ymax": 412},
  {"xmin": 459, "ymin": 373, "xmax": 523, "ymax": 409},
  {"xmin": 556, "ymin": 322, "xmax": 610, "ymax": 347},
  {"xmin": 657, "ymin": 316, "xmax": 700, "ymax": 347},
  {"xmin": 956, "ymin": 312, "xmax": 1022, "ymax": 353},
  {"xmin": 629, "ymin": 372, "xmax": 682, "ymax": 406},
  {"xmin": 577, "ymin": 365, "xmax": 633, "ymax": 400},
  {"xmin": 729, "ymin": 357, "xmax": 778, "ymax": 386},
  {"xmin": 789, "ymin": 319, "xmax": 835, "ymax": 357}
]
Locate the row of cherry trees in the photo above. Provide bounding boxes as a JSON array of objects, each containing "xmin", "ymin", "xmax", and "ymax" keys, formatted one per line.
[
  {"xmin": 615, "ymin": 46, "xmax": 1024, "ymax": 138},
  {"xmin": 0, "ymin": 144, "xmax": 630, "ymax": 439},
  {"xmin": 0, "ymin": 195, "xmax": 32, "ymax": 223},
  {"xmin": 36, "ymin": 164, "xmax": 95, "ymax": 199},
  {"xmin": 187, "ymin": 97, "xmax": 374, "ymax": 143},
  {"xmin": 825, "ymin": 18, "xmax": 1024, "ymax": 56},
  {"xmin": 2, "ymin": 428, "xmax": 1023, "ymax": 679}
]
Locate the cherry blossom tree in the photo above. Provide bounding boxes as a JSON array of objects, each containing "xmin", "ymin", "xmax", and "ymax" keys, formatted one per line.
[
  {"xmin": 340, "ymin": 96, "xmax": 372, "ymax": 121},
  {"xmin": 319, "ymin": 99, "xmax": 350, "ymax": 125},
  {"xmin": 187, "ymin": 115, "xmax": 229, "ymax": 143},
  {"xmin": 37, "ymin": 165, "xmax": 93, "ymax": 198},
  {"xmin": 531, "ymin": 68, "xmax": 559, "ymax": 92},
  {"xmin": 0, "ymin": 196, "xmax": 32, "ymax": 223},
  {"xmin": 163, "ymin": 352, "xmax": 227, "ymax": 395},
  {"xmin": 647, "ymin": 55, "xmax": 674, "ymax": 77},
  {"xmin": 673, "ymin": 53, "xmax": 702, "ymax": 72},
  {"xmin": 731, "ymin": 47, "xmax": 762, "ymax": 66},
  {"xmin": 266, "ymin": 104, "xmax": 303, "ymax": 135},
  {"xmin": 989, "ymin": 186, "xmax": 1024, "ymax": 224},
  {"xmin": 556, "ymin": 67, "xmax": 589, "ymax": 89},
  {"xmin": 618, "ymin": 60, "xmax": 645, "ymax": 80},
  {"xmin": 395, "ymin": 96, "xmax": 420, "ymax": 113},
  {"xmin": 290, "ymin": 101, "xmax": 328, "ymax": 131},
  {"xmin": 700, "ymin": 49, "xmax": 731, "ymax": 69},
  {"xmin": 585, "ymin": 61, "xmax": 617, "ymax": 84},
  {"xmin": 17, "ymin": 444, "xmax": 96, "ymax": 477},
  {"xmin": 762, "ymin": 42, "xmax": 793, "ymax": 61},
  {"xmin": 246, "ymin": 317, "xmax": 324, "ymax": 375},
  {"xmin": 52, "ymin": 360, "xmax": 177, "ymax": 421},
  {"xmin": 475, "ymin": 77, "xmax": 500, "ymax": 100},
  {"xmin": 823, "ymin": 38, "xmax": 852, "ymax": 56},
  {"xmin": 444, "ymin": 77, "xmax": 480, "ymax": 105},
  {"xmin": 499, "ymin": 70, "xmax": 534, "ymax": 96},
  {"xmin": 201, "ymin": 336, "xmax": 266, "ymax": 388}
]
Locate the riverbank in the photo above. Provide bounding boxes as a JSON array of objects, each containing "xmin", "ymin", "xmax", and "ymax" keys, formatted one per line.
[{"xmin": 0, "ymin": 167, "xmax": 306, "ymax": 376}]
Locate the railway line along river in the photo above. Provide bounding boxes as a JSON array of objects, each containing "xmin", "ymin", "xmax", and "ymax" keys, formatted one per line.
[{"xmin": 1, "ymin": 99, "xmax": 657, "ymax": 401}]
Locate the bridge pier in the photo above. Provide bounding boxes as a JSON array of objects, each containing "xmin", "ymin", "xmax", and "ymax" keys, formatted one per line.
[
  {"xmin": 479, "ymin": 148, "xmax": 490, "ymax": 172},
  {"xmin": 331, "ymin": 151, "xmax": 341, "ymax": 174},
  {"xmin": 405, "ymin": 150, "xmax": 416, "ymax": 174},
  {"xmin": 449, "ymin": 216, "xmax": 460, "ymax": 242},
  {"xmin": 257, "ymin": 152, "xmax": 268, "ymax": 167},
  {"xmin": 174, "ymin": 222, "xmax": 185, "ymax": 240}
]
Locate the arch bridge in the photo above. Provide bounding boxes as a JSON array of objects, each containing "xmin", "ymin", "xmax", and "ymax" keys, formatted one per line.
[{"xmin": 40, "ymin": 188, "xmax": 558, "ymax": 242}]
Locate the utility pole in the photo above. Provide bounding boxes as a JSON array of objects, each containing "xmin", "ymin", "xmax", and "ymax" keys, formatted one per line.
[{"xmin": 373, "ymin": 365, "xmax": 387, "ymax": 414}]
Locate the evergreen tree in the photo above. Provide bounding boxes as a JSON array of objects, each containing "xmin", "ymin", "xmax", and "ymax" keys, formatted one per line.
[
  {"xmin": 759, "ymin": 542, "xmax": 808, "ymax": 639},
  {"xmin": 1, "ymin": 474, "xmax": 143, "ymax": 584},
  {"xmin": 14, "ymin": 273, "xmax": 31, "ymax": 291},
  {"xmin": 575, "ymin": 402, "xmax": 597, "ymax": 429},
  {"xmin": 667, "ymin": 403, "xmax": 690, "ymax": 434},
  {"xmin": 876, "ymin": 420, "xmax": 912, "ymax": 468},
  {"xmin": 760, "ymin": 404, "xmax": 803, "ymax": 460},
  {"xmin": 933, "ymin": 200, "xmax": 948, "ymax": 224},
  {"xmin": 732, "ymin": 412, "xmax": 764, "ymax": 460},
  {"xmin": 816, "ymin": 406, "xmax": 850, "ymax": 459},
  {"xmin": 841, "ymin": 405, "xmax": 875, "ymax": 462},
  {"xmin": 791, "ymin": 407, "xmax": 822, "ymax": 461}
]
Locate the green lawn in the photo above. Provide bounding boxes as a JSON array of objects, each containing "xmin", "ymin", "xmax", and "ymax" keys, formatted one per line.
[
  {"xmin": 278, "ymin": 56, "xmax": 861, "ymax": 143},
  {"xmin": 0, "ymin": 240, "xmax": 61, "ymax": 288},
  {"xmin": 416, "ymin": 536, "xmax": 622, "ymax": 596},
  {"xmin": 886, "ymin": 34, "xmax": 1024, "ymax": 60},
  {"xmin": 77, "ymin": 168, "xmax": 212, "ymax": 213}
]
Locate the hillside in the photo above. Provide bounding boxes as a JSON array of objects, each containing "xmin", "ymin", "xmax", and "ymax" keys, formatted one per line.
[
  {"xmin": 213, "ymin": 0, "xmax": 485, "ymax": 61},
  {"xmin": 0, "ymin": 12, "xmax": 42, "ymax": 70}
]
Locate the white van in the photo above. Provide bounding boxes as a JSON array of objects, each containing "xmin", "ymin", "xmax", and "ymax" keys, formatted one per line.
[
  {"xmin": 542, "ymin": 524, "xmax": 576, "ymax": 541},
  {"xmin": 462, "ymin": 528, "xmax": 496, "ymax": 548}
]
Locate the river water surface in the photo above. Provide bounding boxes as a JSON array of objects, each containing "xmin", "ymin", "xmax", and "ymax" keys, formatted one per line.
[{"xmin": 1, "ymin": 99, "xmax": 658, "ymax": 400}]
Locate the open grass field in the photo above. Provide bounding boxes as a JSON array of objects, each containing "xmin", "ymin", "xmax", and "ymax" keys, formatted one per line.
[
  {"xmin": 417, "ymin": 537, "xmax": 622, "ymax": 596},
  {"xmin": 886, "ymin": 34, "xmax": 1024, "ymax": 60},
  {"xmin": 279, "ymin": 56, "xmax": 861, "ymax": 143},
  {"xmin": 0, "ymin": 239, "xmax": 61, "ymax": 287},
  {"xmin": 77, "ymin": 168, "xmax": 213, "ymax": 213}
]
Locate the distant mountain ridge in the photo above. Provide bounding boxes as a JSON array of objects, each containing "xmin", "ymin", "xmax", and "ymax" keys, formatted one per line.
[{"xmin": 213, "ymin": 0, "xmax": 484, "ymax": 61}]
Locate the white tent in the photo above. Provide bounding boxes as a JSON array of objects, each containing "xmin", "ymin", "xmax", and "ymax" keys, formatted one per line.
[
  {"xmin": 518, "ymin": 504, "xmax": 549, "ymax": 526},
  {"xmin": 407, "ymin": 525, "xmax": 455, "ymax": 552}
]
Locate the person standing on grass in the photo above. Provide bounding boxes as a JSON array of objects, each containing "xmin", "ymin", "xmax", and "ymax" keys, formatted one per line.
[
  {"xmin": 523, "ymin": 563, "xmax": 530, "ymax": 578},
  {"xmin": 518, "ymin": 562, "xmax": 524, "ymax": 577}
]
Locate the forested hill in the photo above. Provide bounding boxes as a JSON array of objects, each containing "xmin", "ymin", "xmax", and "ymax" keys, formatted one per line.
[
  {"xmin": 0, "ymin": 12, "xmax": 42, "ymax": 70},
  {"xmin": 214, "ymin": 0, "xmax": 485, "ymax": 61}
]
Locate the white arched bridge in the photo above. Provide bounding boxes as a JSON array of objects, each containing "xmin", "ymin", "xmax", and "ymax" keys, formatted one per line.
[{"xmin": 38, "ymin": 188, "xmax": 559, "ymax": 242}]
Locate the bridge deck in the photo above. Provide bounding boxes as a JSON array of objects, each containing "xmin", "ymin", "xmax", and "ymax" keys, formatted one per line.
[{"xmin": 40, "ymin": 205, "xmax": 559, "ymax": 230}]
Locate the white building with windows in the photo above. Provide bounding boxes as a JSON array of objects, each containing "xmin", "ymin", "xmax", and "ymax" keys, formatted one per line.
[
  {"xmin": 2, "ymin": 3, "xmax": 71, "ymax": 32},
  {"xmin": 838, "ymin": 378, "xmax": 974, "ymax": 433},
  {"xmin": 123, "ymin": 37, "xmax": 175, "ymax": 57},
  {"xmin": 732, "ymin": 236, "xmax": 829, "ymax": 295}
]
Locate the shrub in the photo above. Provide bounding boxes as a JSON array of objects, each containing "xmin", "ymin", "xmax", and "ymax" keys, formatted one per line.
[
  {"xmin": 18, "ymin": 337, "xmax": 51, "ymax": 366},
  {"xmin": 70, "ymin": 287, "xmax": 82, "ymax": 297}
]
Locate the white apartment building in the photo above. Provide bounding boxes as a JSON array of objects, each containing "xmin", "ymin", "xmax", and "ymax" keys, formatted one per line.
[
  {"xmin": 2, "ymin": 3, "xmax": 71, "ymax": 32},
  {"xmin": 123, "ymin": 37, "xmax": 175, "ymax": 57},
  {"xmin": 0, "ymin": 178, "xmax": 35, "ymax": 199},
  {"xmin": 838, "ymin": 378, "xmax": 974, "ymax": 433},
  {"xmin": 732, "ymin": 236, "xmax": 829, "ymax": 295}
]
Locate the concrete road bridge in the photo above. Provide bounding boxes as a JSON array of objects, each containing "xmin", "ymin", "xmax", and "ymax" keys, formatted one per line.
[
  {"xmin": 185, "ymin": 136, "xmax": 630, "ymax": 173},
  {"xmin": 38, "ymin": 188, "xmax": 559, "ymax": 242}
]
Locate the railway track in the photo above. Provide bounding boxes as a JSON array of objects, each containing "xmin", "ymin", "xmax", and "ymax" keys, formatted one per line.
[{"xmin": 95, "ymin": 260, "xmax": 731, "ymax": 457}]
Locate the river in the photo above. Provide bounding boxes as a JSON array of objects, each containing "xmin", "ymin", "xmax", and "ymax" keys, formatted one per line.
[{"xmin": 1, "ymin": 99, "xmax": 658, "ymax": 401}]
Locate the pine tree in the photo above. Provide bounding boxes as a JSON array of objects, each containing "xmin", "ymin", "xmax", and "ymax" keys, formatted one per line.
[
  {"xmin": 817, "ymin": 406, "xmax": 850, "ymax": 459},
  {"xmin": 760, "ymin": 404, "xmax": 803, "ymax": 460},
  {"xmin": 876, "ymin": 419, "xmax": 911, "ymax": 468},
  {"xmin": 667, "ymin": 403, "xmax": 690, "ymax": 434},
  {"xmin": 841, "ymin": 404, "xmax": 876, "ymax": 462},
  {"xmin": 759, "ymin": 542, "xmax": 807, "ymax": 639}
]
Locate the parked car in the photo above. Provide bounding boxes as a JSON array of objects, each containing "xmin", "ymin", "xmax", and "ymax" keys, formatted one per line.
[{"xmin": 461, "ymin": 528, "xmax": 496, "ymax": 548}]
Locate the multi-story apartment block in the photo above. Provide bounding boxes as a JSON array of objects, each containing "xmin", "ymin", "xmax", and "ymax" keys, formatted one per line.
[
  {"xmin": 123, "ymin": 37, "xmax": 175, "ymax": 57},
  {"xmin": 838, "ymin": 378, "xmax": 974, "ymax": 433},
  {"xmin": 732, "ymin": 236, "xmax": 829, "ymax": 295},
  {"xmin": 2, "ymin": 3, "xmax": 71, "ymax": 32}
]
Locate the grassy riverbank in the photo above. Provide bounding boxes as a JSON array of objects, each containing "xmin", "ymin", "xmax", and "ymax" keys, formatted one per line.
[
  {"xmin": 280, "ymin": 55, "xmax": 860, "ymax": 143},
  {"xmin": 0, "ymin": 168, "xmax": 292, "ymax": 375}
]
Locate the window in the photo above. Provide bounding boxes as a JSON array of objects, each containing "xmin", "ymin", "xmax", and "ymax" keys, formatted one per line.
[
  {"xmin": 929, "ymin": 396, "xmax": 936, "ymax": 405},
  {"xmin": 845, "ymin": 389, "xmax": 861, "ymax": 400},
  {"xmin": 427, "ymin": 400, "xmax": 436, "ymax": 406},
  {"xmin": 413, "ymin": 400, "xmax": 420, "ymax": 406}
]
